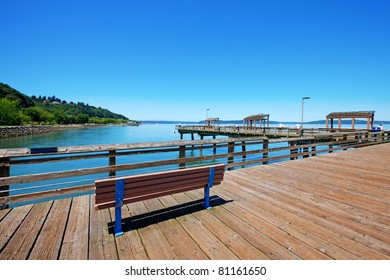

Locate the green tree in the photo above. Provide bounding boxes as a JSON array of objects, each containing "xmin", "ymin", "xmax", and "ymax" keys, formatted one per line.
[
  {"xmin": 25, "ymin": 107, "xmax": 44, "ymax": 123},
  {"xmin": 75, "ymin": 113, "xmax": 89, "ymax": 124},
  {"xmin": 54, "ymin": 110, "xmax": 69, "ymax": 124},
  {"xmin": 0, "ymin": 99, "xmax": 23, "ymax": 125}
]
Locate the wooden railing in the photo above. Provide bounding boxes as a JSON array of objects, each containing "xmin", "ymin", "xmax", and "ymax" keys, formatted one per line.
[
  {"xmin": 0, "ymin": 130, "xmax": 389, "ymax": 209},
  {"xmin": 176, "ymin": 125, "xmax": 365, "ymax": 138}
]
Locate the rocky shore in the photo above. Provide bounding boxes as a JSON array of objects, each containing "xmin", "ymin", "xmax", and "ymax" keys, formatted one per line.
[{"xmin": 0, "ymin": 124, "xmax": 104, "ymax": 139}]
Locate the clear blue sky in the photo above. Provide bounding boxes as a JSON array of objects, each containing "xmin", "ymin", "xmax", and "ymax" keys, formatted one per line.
[{"xmin": 1, "ymin": 0, "xmax": 389, "ymax": 122}]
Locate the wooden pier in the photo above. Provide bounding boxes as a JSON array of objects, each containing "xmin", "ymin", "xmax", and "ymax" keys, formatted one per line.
[
  {"xmin": 176, "ymin": 124, "xmax": 362, "ymax": 139},
  {"xmin": 1, "ymin": 141, "xmax": 389, "ymax": 260}
]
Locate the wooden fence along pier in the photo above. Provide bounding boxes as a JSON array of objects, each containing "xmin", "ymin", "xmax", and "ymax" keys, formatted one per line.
[
  {"xmin": 175, "ymin": 124, "xmax": 369, "ymax": 140},
  {"xmin": 0, "ymin": 130, "xmax": 389, "ymax": 259},
  {"xmin": 177, "ymin": 124, "xmax": 304, "ymax": 139}
]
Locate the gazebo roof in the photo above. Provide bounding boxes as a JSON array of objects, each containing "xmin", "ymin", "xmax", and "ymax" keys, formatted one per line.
[
  {"xmin": 244, "ymin": 113, "xmax": 270, "ymax": 120},
  {"xmin": 326, "ymin": 111, "xmax": 375, "ymax": 119}
]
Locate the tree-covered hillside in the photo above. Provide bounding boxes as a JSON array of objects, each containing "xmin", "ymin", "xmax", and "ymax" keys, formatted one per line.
[{"xmin": 0, "ymin": 83, "xmax": 136, "ymax": 125}]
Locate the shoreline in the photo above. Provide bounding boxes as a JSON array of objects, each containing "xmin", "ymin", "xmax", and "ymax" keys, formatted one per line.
[{"xmin": 0, "ymin": 123, "xmax": 136, "ymax": 139}]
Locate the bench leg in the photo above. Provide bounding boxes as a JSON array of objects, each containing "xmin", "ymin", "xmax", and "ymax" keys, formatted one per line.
[
  {"xmin": 203, "ymin": 186, "xmax": 211, "ymax": 209},
  {"xmin": 114, "ymin": 179, "xmax": 124, "ymax": 236},
  {"xmin": 114, "ymin": 207, "xmax": 124, "ymax": 236},
  {"xmin": 203, "ymin": 166, "xmax": 216, "ymax": 209}
]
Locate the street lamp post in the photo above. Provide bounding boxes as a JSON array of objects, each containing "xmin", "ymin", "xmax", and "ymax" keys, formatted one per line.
[
  {"xmin": 206, "ymin": 108, "xmax": 210, "ymax": 120},
  {"xmin": 301, "ymin": 96, "xmax": 310, "ymax": 137}
]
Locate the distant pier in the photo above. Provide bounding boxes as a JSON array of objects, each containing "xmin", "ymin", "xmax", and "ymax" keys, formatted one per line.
[{"xmin": 177, "ymin": 124, "xmax": 342, "ymax": 139}]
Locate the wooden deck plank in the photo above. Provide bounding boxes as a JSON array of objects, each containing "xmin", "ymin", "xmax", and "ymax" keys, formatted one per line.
[
  {"xmin": 176, "ymin": 191, "xmax": 272, "ymax": 260},
  {"xmin": 216, "ymin": 180, "xmax": 359, "ymax": 260},
  {"xmin": 260, "ymin": 163, "xmax": 390, "ymax": 237},
  {"xmin": 160, "ymin": 194, "xmax": 239, "ymax": 259},
  {"xmin": 0, "ymin": 202, "xmax": 52, "ymax": 259},
  {"xmin": 28, "ymin": 199, "xmax": 72, "ymax": 260},
  {"xmin": 109, "ymin": 204, "xmax": 148, "ymax": 260},
  {"xmin": 226, "ymin": 170, "xmax": 389, "ymax": 259},
  {"xmin": 142, "ymin": 197, "xmax": 209, "ymax": 260},
  {"xmin": 291, "ymin": 156, "xmax": 390, "ymax": 191},
  {"xmin": 257, "ymin": 163, "xmax": 390, "ymax": 225},
  {"xmin": 88, "ymin": 201, "xmax": 118, "ymax": 260},
  {"xmin": 264, "ymin": 162, "xmax": 390, "ymax": 234},
  {"xmin": 228, "ymin": 171, "xmax": 389, "ymax": 259},
  {"xmin": 188, "ymin": 189, "xmax": 331, "ymax": 260},
  {"xmin": 215, "ymin": 195, "xmax": 333, "ymax": 260},
  {"xmin": 59, "ymin": 195, "xmax": 90, "ymax": 260},
  {"xmin": 127, "ymin": 200, "xmax": 178, "ymax": 259},
  {"xmin": 0, "ymin": 208, "xmax": 11, "ymax": 221},
  {"xmin": 183, "ymin": 190, "xmax": 295, "ymax": 259},
  {"xmin": 0, "ymin": 204, "xmax": 33, "ymax": 253}
]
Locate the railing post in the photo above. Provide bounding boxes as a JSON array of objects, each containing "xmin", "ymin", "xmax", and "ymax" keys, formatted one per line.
[
  {"xmin": 242, "ymin": 141, "xmax": 246, "ymax": 160},
  {"xmin": 303, "ymin": 143, "xmax": 309, "ymax": 158},
  {"xmin": 343, "ymin": 134, "xmax": 348, "ymax": 150},
  {"xmin": 0, "ymin": 158, "xmax": 10, "ymax": 209},
  {"xmin": 329, "ymin": 135, "xmax": 334, "ymax": 153},
  {"xmin": 179, "ymin": 145, "xmax": 186, "ymax": 168},
  {"xmin": 311, "ymin": 139, "xmax": 317, "ymax": 156},
  {"xmin": 109, "ymin": 150, "xmax": 116, "ymax": 177},
  {"xmin": 227, "ymin": 141, "xmax": 234, "ymax": 170},
  {"xmin": 263, "ymin": 139, "xmax": 269, "ymax": 164},
  {"xmin": 289, "ymin": 141, "xmax": 297, "ymax": 160}
]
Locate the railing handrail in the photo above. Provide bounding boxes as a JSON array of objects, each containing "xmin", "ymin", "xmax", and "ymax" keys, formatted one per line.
[{"xmin": 0, "ymin": 136, "xmax": 268, "ymax": 158}]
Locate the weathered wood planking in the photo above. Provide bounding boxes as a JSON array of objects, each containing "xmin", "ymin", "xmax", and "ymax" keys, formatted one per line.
[
  {"xmin": 126, "ymin": 200, "xmax": 179, "ymax": 259},
  {"xmin": 28, "ymin": 199, "xmax": 72, "ymax": 260},
  {"xmin": 0, "ymin": 143, "xmax": 389, "ymax": 260},
  {"xmin": 88, "ymin": 202, "xmax": 117, "ymax": 260},
  {"xmin": 59, "ymin": 195, "xmax": 90, "ymax": 260},
  {"xmin": 175, "ymin": 191, "xmax": 274, "ymax": 260},
  {"xmin": 225, "ymin": 172, "xmax": 389, "ymax": 259},
  {"xmin": 191, "ymin": 190, "xmax": 332, "ymax": 260},
  {"xmin": 216, "ymin": 180, "xmax": 360, "ymax": 259},
  {"xmin": 159, "ymin": 193, "xmax": 239, "ymax": 260},
  {"xmin": 109, "ymin": 204, "xmax": 148, "ymax": 260},
  {"xmin": 0, "ymin": 204, "xmax": 33, "ymax": 251},
  {"xmin": 0, "ymin": 202, "xmax": 52, "ymax": 259},
  {"xmin": 141, "ymin": 198, "xmax": 209, "ymax": 260}
]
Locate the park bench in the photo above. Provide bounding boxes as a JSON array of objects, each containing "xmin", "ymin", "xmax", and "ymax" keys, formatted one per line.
[{"xmin": 94, "ymin": 164, "xmax": 226, "ymax": 236}]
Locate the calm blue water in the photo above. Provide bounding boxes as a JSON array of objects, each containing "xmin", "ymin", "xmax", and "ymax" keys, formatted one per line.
[{"xmin": 0, "ymin": 124, "xmax": 183, "ymax": 148}]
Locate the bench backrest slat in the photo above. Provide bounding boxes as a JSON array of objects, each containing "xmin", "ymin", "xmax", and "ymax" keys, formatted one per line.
[
  {"xmin": 95, "ymin": 164, "xmax": 225, "ymax": 210},
  {"xmin": 95, "ymin": 173, "xmax": 224, "ymax": 205}
]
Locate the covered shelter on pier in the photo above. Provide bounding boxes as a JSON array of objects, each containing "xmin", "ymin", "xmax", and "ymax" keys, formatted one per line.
[
  {"xmin": 204, "ymin": 117, "xmax": 219, "ymax": 127},
  {"xmin": 243, "ymin": 113, "xmax": 270, "ymax": 129},
  {"xmin": 326, "ymin": 111, "xmax": 375, "ymax": 130}
]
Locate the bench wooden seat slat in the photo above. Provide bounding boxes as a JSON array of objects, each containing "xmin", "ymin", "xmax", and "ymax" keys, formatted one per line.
[{"xmin": 94, "ymin": 164, "xmax": 226, "ymax": 236}]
